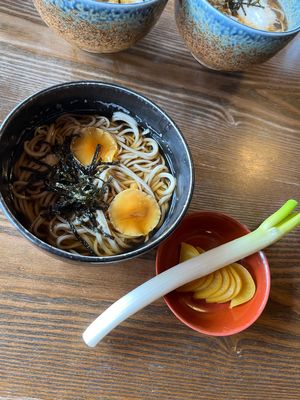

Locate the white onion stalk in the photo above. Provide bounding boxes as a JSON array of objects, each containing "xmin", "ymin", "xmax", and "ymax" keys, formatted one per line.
[{"xmin": 83, "ymin": 200, "xmax": 300, "ymax": 347}]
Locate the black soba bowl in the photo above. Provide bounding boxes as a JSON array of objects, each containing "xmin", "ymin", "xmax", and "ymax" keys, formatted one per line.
[{"xmin": 0, "ymin": 81, "xmax": 194, "ymax": 264}]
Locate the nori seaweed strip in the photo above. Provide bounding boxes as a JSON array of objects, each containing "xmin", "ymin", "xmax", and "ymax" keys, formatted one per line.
[
  {"xmin": 86, "ymin": 209, "xmax": 98, "ymax": 229},
  {"xmin": 89, "ymin": 144, "xmax": 101, "ymax": 171},
  {"xmin": 100, "ymin": 227, "xmax": 115, "ymax": 240},
  {"xmin": 68, "ymin": 220, "xmax": 97, "ymax": 256},
  {"xmin": 226, "ymin": 0, "xmax": 264, "ymax": 16},
  {"xmin": 19, "ymin": 132, "xmax": 118, "ymax": 251},
  {"xmin": 85, "ymin": 209, "xmax": 115, "ymax": 240},
  {"xmin": 98, "ymin": 161, "xmax": 120, "ymax": 166}
]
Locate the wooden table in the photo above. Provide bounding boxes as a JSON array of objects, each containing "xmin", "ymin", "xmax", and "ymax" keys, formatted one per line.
[{"xmin": 1, "ymin": 1, "xmax": 300, "ymax": 399}]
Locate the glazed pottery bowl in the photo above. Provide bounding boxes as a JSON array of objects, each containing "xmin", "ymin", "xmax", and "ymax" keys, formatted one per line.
[
  {"xmin": 175, "ymin": 0, "xmax": 300, "ymax": 71},
  {"xmin": 33, "ymin": 0, "xmax": 167, "ymax": 53},
  {"xmin": 0, "ymin": 81, "xmax": 194, "ymax": 264},
  {"xmin": 156, "ymin": 212, "xmax": 271, "ymax": 336}
]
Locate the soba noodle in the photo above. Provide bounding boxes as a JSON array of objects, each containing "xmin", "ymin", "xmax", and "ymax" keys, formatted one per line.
[{"xmin": 12, "ymin": 112, "xmax": 176, "ymax": 256}]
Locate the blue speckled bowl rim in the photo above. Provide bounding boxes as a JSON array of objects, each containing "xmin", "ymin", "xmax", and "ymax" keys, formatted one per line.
[
  {"xmin": 0, "ymin": 81, "xmax": 194, "ymax": 265},
  {"xmin": 202, "ymin": 0, "xmax": 300, "ymax": 35},
  {"xmin": 62, "ymin": 0, "xmax": 165, "ymax": 9}
]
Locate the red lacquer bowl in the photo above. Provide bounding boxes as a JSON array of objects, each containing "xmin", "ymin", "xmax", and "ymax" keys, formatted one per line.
[{"xmin": 156, "ymin": 212, "xmax": 271, "ymax": 336}]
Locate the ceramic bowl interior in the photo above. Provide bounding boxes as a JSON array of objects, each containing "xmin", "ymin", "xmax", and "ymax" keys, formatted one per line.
[
  {"xmin": 206, "ymin": 0, "xmax": 300, "ymax": 32},
  {"xmin": 271, "ymin": 0, "xmax": 300, "ymax": 31},
  {"xmin": 0, "ymin": 81, "xmax": 194, "ymax": 264},
  {"xmin": 156, "ymin": 212, "xmax": 271, "ymax": 336}
]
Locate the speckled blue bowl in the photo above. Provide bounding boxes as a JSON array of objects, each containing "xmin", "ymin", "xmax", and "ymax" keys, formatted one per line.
[
  {"xmin": 33, "ymin": 0, "xmax": 167, "ymax": 53},
  {"xmin": 175, "ymin": 0, "xmax": 300, "ymax": 71}
]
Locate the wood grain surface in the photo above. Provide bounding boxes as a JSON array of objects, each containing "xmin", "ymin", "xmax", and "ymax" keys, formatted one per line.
[{"xmin": 0, "ymin": 1, "xmax": 300, "ymax": 399}]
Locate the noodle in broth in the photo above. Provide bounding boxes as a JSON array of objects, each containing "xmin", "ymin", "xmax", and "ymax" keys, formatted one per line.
[
  {"xmin": 12, "ymin": 112, "xmax": 176, "ymax": 256},
  {"xmin": 209, "ymin": 0, "xmax": 288, "ymax": 32}
]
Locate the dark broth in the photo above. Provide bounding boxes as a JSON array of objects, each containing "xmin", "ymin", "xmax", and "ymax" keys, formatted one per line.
[{"xmin": 209, "ymin": 0, "xmax": 288, "ymax": 32}]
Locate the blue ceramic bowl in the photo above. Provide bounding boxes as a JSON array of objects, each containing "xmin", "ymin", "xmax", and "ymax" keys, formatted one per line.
[
  {"xmin": 33, "ymin": 0, "xmax": 167, "ymax": 53},
  {"xmin": 175, "ymin": 0, "xmax": 300, "ymax": 71},
  {"xmin": 0, "ymin": 81, "xmax": 194, "ymax": 264}
]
